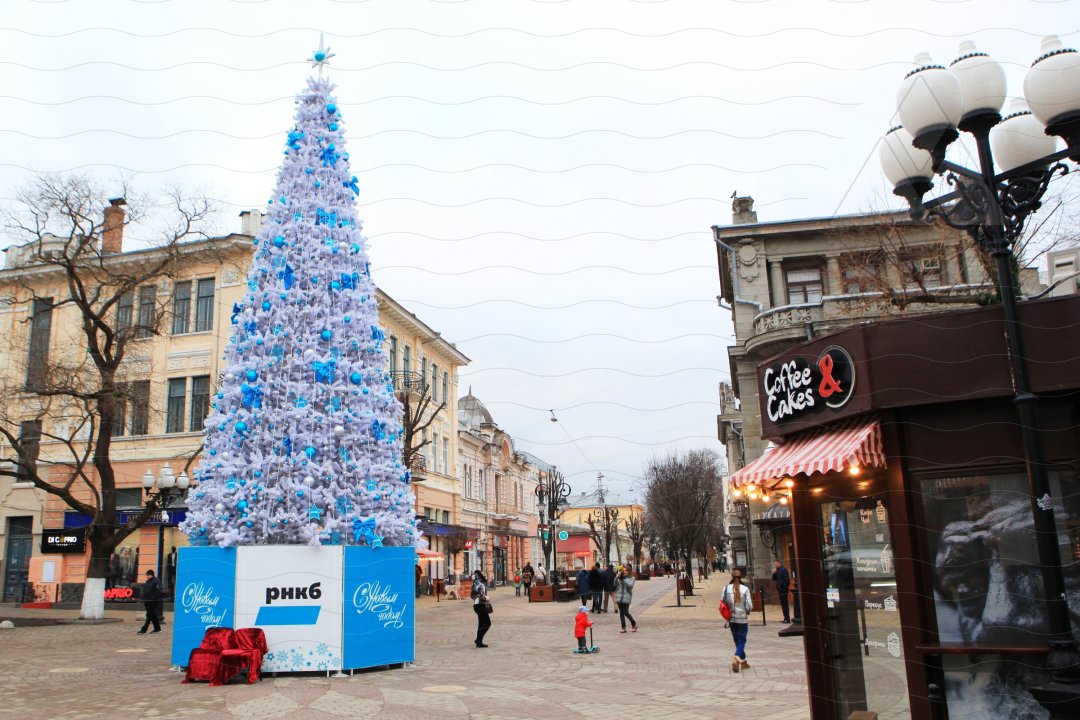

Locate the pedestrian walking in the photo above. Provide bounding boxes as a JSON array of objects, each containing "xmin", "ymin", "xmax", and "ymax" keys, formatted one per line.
[
  {"xmin": 137, "ymin": 570, "xmax": 163, "ymax": 634},
  {"xmin": 573, "ymin": 605, "xmax": 593, "ymax": 653},
  {"xmin": 722, "ymin": 569, "xmax": 753, "ymax": 672},
  {"xmin": 513, "ymin": 570, "xmax": 522, "ymax": 596},
  {"xmin": 576, "ymin": 567, "xmax": 590, "ymax": 605},
  {"xmin": 602, "ymin": 563, "xmax": 616, "ymax": 612},
  {"xmin": 471, "ymin": 570, "xmax": 492, "ymax": 648},
  {"xmin": 613, "ymin": 565, "xmax": 638, "ymax": 633},
  {"xmin": 415, "ymin": 563, "xmax": 423, "ymax": 597},
  {"xmin": 773, "ymin": 560, "xmax": 791, "ymax": 624},
  {"xmin": 522, "ymin": 563, "xmax": 535, "ymax": 601},
  {"xmin": 588, "ymin": 563, "xmax": 604, "ymax": 612}
]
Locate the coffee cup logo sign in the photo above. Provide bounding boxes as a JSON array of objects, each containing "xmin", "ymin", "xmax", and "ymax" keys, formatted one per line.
[{"xmin": 764, "ymin": 346, "xmax": 856, "ymax": 423}]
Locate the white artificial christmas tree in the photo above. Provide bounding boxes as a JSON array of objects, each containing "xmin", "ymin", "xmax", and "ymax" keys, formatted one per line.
[{"xmin": 182, "ymin": 44, "xmax": 416, "ymax": 548}]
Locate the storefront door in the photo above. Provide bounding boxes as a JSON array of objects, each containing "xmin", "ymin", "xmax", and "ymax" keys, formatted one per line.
[
  {"xmin": 818, "ymin": 493, "xmax": 909, "ymax": 719},
  {"xmin": 3, "ymin": 518, "xmax": 33, "ymax": 602}
]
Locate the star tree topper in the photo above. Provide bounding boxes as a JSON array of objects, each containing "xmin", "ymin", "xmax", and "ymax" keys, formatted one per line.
[{"xmin": 310, "ymin": 33, "xmax": 336, "ymax": 76}]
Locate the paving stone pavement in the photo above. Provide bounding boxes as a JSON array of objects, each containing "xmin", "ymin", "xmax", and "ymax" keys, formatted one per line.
[{"xmin": 0, "ymin": 573, "xmax": 811, "ymax": 719}]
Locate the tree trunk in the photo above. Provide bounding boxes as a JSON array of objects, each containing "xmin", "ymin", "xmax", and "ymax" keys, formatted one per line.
[
  {"xmin": 80, "ymin": 577, "xmax": 107, "ymax": 620},
  {"xmin": 80, "ymin": 526, "xmax": 118, "ymax": 620}
]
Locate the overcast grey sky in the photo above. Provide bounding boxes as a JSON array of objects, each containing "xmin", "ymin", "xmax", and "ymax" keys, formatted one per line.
[{"xmin": 2, "ymin": 0, "xmax": 1076, "ymax": 497}]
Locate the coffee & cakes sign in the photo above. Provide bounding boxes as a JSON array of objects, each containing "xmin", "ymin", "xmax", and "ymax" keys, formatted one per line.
[{"xmin": 762, "ymin": 346, "xmax": 856, "ymax": 423}]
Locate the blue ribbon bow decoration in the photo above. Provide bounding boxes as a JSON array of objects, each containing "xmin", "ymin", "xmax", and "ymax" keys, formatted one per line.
[
  {"xmin": 312, "ymin": 359, "xmax": 336, "ymax": 384},
  {"xmin": 353, "ymin": 517, "xmax": 377, "ymax": 544},
  {"xmin": 240, "ymin": 383, "xmax": 264, "ymax": 410}
]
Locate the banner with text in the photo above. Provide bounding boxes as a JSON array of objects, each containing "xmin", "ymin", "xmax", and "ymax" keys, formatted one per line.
[
  {"xmin": 235, "ymin": 546, "xmax": 343, "ymax": 672},
  {"xmin": 171, "ymin": 547, "xmax": 237, "ymax": 666},
  {"xmin": 343, "ymin": 546, "xmax": 415, "ymax": 667}
]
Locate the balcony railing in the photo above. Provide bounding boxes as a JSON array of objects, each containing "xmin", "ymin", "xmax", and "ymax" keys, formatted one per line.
[
  {"xmin": 390, "ymin": 370, "xmax": 429, "ymax": 397},
  {"xmin": 409, "ymin": 454, "xmax": 428, "ymax": 478}
]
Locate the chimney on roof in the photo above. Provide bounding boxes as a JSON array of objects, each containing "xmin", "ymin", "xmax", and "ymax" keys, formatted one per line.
[
  {"xmin": 732, "ymin": 196, "xmax": 758, "ymax": 225},
  {"xmin": 101, "ymin": 198, "xmax": 126, "ymax": 255},
  {"xmin": 239, "ymin": 209, "xmax": 265, "ymax": 237}
]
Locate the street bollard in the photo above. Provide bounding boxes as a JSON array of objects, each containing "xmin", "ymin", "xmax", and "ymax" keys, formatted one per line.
[{"xmin": 759, "ymin": 585, "xmax": 767, "ymax": 626}]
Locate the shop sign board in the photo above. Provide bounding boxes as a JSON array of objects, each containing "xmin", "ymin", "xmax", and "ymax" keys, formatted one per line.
[
  {"xmin": 40, "ymin": 527, "xmax": 86, "ymax": 554},
  {"xmin": 762, "ymin": 345, "xmax": 856, "ymax": 424}
]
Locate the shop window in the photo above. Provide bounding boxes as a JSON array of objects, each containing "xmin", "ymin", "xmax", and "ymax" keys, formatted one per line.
[
  {"xmin": 171, "ymin": 281, "xmax": 191, "ymax": 335},
  {"xmin": 920, "ymin": 469, "xmax": 1080, "ymax": 715},
  {"xmin": 785, "ymin": 266, "xmax": 824, "ymax": 304}
]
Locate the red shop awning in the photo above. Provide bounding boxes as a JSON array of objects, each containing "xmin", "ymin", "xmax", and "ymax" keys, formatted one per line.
[{"xmin": 730, "ymin": 416, "xmax": 886, "ymax": 487}]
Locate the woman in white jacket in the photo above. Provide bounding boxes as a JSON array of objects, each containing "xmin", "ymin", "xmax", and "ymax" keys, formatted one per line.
[{"xmin": 722, "ymin": 569, "xmax": 753, "ymax": 672}]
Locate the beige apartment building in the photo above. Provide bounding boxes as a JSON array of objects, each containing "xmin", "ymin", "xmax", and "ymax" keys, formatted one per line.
[
  {"xmin": 0, "ymin": 205, "xmax": 467, "ymax": 603},
  {"xmin": 455, "ymin": 392, "xmax": 553, "ymax": 586},
  {"xmin": 714, "ymin": 196, "xmax": 996, "ymax": 582}
]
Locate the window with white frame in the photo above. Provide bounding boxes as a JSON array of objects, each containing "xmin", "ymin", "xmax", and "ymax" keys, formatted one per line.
[{"xmin": 785, "ymin": 266, "xmax": 824, "ymax": 304}]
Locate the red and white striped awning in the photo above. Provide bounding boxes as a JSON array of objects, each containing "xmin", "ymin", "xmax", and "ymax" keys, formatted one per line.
[{"xmin": 729, "ymin": 416, "xmax": 886, "ymax": 487}]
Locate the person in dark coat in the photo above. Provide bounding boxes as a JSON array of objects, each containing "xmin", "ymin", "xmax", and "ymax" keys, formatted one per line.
[
  {"xmin": 522, "ymin": 563, "xmax": 535, "ymax": 601},
  {"xmin": 137, "ymin": 570, "xmax": 163, "ymax": 634},
  {"xmin": 588, "ymin": 563, "xmax": 604, "ymax": 613},
  {"xmin": 471, "ymin": 570, "xmax": 492, "ymax": 648},
  {"xmin": 773, "ymin": 560, "xmax": 791, "ymax": 624},
  {"xmin": 601, "ymin": 563, "xmax": 617, "ymax": 612},
  {"xmin": 576, "ymin": 567, "xmax": 590, "ymax": 605}
]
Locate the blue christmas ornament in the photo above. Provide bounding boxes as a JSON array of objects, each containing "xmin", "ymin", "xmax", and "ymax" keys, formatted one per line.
[
  {"xmin": 326, "ymin": 103, "xmax": 337, "ymax": 114},
  {"xmin": 305, "ymin": 446, "xmax": 317, "ymax": 459},
  {"xmin": 321, "ymin": 329, "xmax": 332, "ymax": 341},
  {"xmin": 235, "ymin": 421, "xmax": 248, "ymax": 433},
  {"xmin": 350, "ymin": 372, "xmax": 362, "ymax": 385},
  {"xmin": 245, "ymin": 370, "xmax": 258, "ymax": 382}
]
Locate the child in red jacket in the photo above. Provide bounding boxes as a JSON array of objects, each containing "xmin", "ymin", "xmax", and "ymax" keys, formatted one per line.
[{"xmin": 574, "ymin": 605, "xmax": 593, "ymax": 653}]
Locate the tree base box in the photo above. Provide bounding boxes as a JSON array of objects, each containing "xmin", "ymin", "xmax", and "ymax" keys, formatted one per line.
[
  {"xmin": 172, "ymin": 546, "xmax": 415, "ymax": 672},
  {"xmin": 529, "ymin": 585, "xmax": 554, "ymax": 602}
]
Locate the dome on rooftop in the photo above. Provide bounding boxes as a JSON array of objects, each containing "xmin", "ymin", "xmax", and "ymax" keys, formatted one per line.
[{"xmin": 458, "ymin": 392, "xmax": 494, "ymax": 431}]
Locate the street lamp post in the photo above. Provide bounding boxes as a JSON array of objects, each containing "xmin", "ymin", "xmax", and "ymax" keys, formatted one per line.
[
  {"xmin": 730, "ymin": 494, "xmax": 753, "ymax": 577},
  {"xmin": 535, "ymin": 467, "xmax": 570, "ymax": 579},
  {"xmin": 881, "ymin": 36, "xmax": 1080, "ymax": 700},
  {"xmin": 141, "ymin": 463, "xmax": 190, "ymax": 588}
]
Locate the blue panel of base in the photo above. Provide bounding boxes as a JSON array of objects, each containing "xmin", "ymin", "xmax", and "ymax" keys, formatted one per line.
[
  {"xmin": 342, "ymin": 546, "xmax": 416, "ymax": 668},
  {"xmin": 171, "ymin": 547, "xmax": 237, "ymax": 666}
]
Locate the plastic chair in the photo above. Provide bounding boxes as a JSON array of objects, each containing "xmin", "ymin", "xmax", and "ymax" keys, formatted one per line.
[
  {"xmin": 182, "ymin": 627, "xmax": 235, "ymax": 684},
  {"xmin": 213, "ymin": 627, "xmax": 268, "ymax": 685}
]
